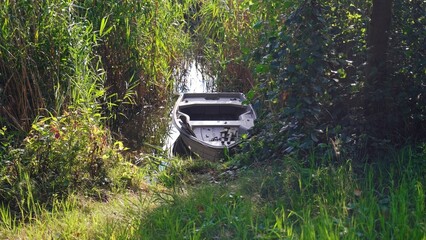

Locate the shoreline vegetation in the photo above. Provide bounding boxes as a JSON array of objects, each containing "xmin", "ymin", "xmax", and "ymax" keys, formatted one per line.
[
  {"xmin": 1, "ymin": 0, "xmax": 425, "ymax": 239},
  {"xmin": 1, "ymin": 147, "xmax": 424, "ymax": 239}
]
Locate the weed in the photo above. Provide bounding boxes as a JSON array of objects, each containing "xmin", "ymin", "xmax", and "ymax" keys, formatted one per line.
[
  {"xmin": 192, "ymin": 0, "xmax": 257, "ymax": 92},
  {"xmin": 128, "ymin": 147, "xmax": 425, "ymax": 240}
]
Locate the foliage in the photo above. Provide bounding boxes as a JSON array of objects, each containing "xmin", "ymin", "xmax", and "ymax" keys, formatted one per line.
[
  {"xmin": 0, "ymin": 0, "xmax": 193, "ymax": 148},
  {"xmin": 122, "ymin": 146, "xmax": 425, "ymax": 239},
  {"xmin": 0, "ymin": 126, "xmax": 12, "ymax": 158},
  {"xmin": 0, "ymin": 0, "xmax": 73, "ymax": 131},
  {"xmin": 0, "ymin": 0, "xmax": 195, "ymax": 228},
  {"xmin": 1, "ymin": 137, "xmax": 425, "ymax": 239},
  {"xmin": 0, "ymin": 192, "xmax": 147, "ymax": 239},
  {"xmin": 0, "ymin": 109, "xmax": 124, "ymax": 216},
  {"xmin": 0, "ymin": 0, "xmax": 424, "ymax": 238},
  {"xmin": 81, "ymin": 0, "xmax": 192, "ymax": 128},
  {"xmin": 137, "ymin": 186, "xmax": 253, "ymax": 239},
  {"xmin": 386, "ymin": 0, "xmax": 426, "ymax": 139},
  {"xmin": 79, "ymin": 0, "xmax": 195, "ymax": 148},
  {"xmin": 191, "ymin": 0, "xmax": 258, "ymax": 92},
  {"xmin": 243, "ymin": 0, "xmax": 425, "ymax": 161},
  {"xmin": 245, "ymin": 0, "xmax": 333, "ymax": 159}
]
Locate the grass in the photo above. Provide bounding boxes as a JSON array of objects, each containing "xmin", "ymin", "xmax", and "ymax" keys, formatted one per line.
[
  {"xmin": 0, "ymin": 147, "xmax": 425, "ymax": 239},
  {"xmin": 0, "ymin": 192, "xmax": 151, "ymax": 239},
  {"xmin": 0, "ymin": 1, "xmax": 424, "ymax": 239},
  {"xmin": 134, "ymin": 146, "xmax": 425, "ymax": 239},
  {"xmin": 132, "ymin": 148, "xmax": 424, "ymax": 240}
]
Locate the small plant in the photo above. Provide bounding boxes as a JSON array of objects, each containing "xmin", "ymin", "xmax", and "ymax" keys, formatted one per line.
[
  {"xmin": 0, "ymin": 126, "xmax": 11, "ymax": 166},
  {"xmin": 0, "ymin": 108, "xmax": 126, "ymax": 223},
  {"xmin": 23, "ymin": 110, "xmax": 119, "ymax": 198}
]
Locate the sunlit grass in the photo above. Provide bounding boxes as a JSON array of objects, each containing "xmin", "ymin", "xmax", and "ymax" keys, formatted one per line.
[
  {"xmin": 1, "ymin": 1, "xmax": 424, "ymax": 239},
  {"xmin": 135, "ymin": 185, "xmax": 254, "ymax": 239},
  {"xmin": 127, "ymin": 147, "xmax": 425, "ymax": 239},
  {"xmin": 1, "ymin": 146, "xmax": 424, "ymax": 239},
  {"xmin": 0, "ymin": 154, "xmax": 208, "ymax": 239},
  {"xmin": 0, "ymin": 190, "xmax": 154, "ymax": 239}
]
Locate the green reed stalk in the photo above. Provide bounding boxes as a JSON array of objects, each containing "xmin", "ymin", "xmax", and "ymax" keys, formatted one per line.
[{"xmin": 193, "ymin": 0, "xmax": 258, "ymax": 92}]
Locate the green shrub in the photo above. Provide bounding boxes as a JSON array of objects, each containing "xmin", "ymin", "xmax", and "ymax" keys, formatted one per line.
[{"xmin": 0, "ymin": 109, "xmax": 125, "ymax": 215}]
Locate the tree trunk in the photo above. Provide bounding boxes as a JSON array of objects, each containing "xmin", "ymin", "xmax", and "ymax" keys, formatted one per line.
[{"xmin": 364, "ymin": 0, "xmax": 393, "ymax": 139}]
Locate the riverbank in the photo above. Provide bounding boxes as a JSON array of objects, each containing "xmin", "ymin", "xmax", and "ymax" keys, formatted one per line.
[{"xmin": 1, "ymin": 146, "xmax": 424, "ymax": 239}]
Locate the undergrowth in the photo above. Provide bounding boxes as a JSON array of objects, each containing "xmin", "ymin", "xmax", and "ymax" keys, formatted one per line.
[
  {"xmin": 127, "ymin": 146, "xmax": 426, "ymax": 239},
  {"xmin": 1, "ymin": 142, "xmax": 424, "ymax": 239},
  {"xmin": 0, "ymin": 0, "xmax": 424, "ymax": 239}
]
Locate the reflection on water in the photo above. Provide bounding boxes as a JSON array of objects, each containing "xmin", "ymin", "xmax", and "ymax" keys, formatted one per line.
[
  {"xmin": 164, "ymin": 60, "xmax": 215, "ymax": 154},
  {"xmin": 118, "ymin": 60, "xmax": 214, "ymax": 154},
  {"xmin": 174, "ymin": 61, "xmax": 215, "ymax": 93},
  {"xmin": 118, "ymin": 103, "xmax": 170, "ymax": 151}
]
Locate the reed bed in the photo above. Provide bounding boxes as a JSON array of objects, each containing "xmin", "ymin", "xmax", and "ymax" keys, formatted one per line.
[
  {"xmin": 0, "ymin": 0, "xmax": 192, "ymax": 135},
  {"xmin": 0, "ymin": 0, "xmax": 194, "ymax": 232},
  {"xmin": 191, "ymin": 0, "xmax": 258, "ymax": 92}
]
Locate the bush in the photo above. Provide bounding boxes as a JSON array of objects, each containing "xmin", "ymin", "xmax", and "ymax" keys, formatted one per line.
[{"xmin": 0, "ymin": 109, "xmax": 124, "ymax": 214}]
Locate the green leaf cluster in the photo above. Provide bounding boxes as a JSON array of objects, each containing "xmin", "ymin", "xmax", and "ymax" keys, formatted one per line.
[
  {"xmin": 242, "ymin": 0, "xmax": 425, "ymax": 161},
  {"xmin": 0, "ymin": 109, "xmax": 124, "ymax": 218}
]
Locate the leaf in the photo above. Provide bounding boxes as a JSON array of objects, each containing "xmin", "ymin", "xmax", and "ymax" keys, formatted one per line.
[
  {"xmin": 255, "ymin": 64, "xmax": 269, "ymax": 73},
  {"xmin": 337, "ymin": 68, "xmax": 347, "ymax": 78},
  {"xmin": 306, "ymin": 56, "xmax": 314, "ymax": 64},
  {"xmin": 99, "ymin": 17, "xmax": 112, "ymax": 37},
  {"xmin": 114, "ymin": 141, "xmax": 125, "ymax": 151},
  {"xmin": 99, "ymin": 17, "xmax": 108, "ymax": 36},
  {"xmin": 246, "ymin": 89, "xmax": 255, "ymax": 101},
  {"xmin": 283, "ymin": 146, "xmax": 294, "ymax": 153},
  {"xmin": 280, "ymin": 124, "xmax": 289, "ymax": 133},
  {"xmin": 253, "ymin": 20, "xmax": 263, "ymax": 29},
  {"xmin": 0, "ymin": 126, "xmax": 6, "ymax": 135},
  {"xmin": 318, "ymin": 143, "xmax": 328, "ymax": 148}
]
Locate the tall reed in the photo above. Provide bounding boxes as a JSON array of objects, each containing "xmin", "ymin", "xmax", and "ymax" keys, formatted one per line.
[
  {"xmin": 0, "ymin": 1, "xmax": 63, "ymax": 130},
  {"xmin": 0, "ymin": 0, "xmax": 109, "ymax": 128},
  {"xmin": 1, "ymin": 0, "xmax": 193, "ymax": 138},
  {"xmin": 76, "ymin": 0, "xmax": 193, "ymax": 146},
  {"xmin": 0, "ymin": 0, "xmax": 196, "ymax": 233},
  {"xmin": 82, "ymin": 0, "xmax": 192, "ymax": 103},
  {"xmin": 192, "ymin": 0, "xmax": 258, "ymax": 92}
]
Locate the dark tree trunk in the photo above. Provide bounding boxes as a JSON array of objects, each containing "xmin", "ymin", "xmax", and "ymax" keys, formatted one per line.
[{"xmin": 364, "ymin": 0, "xmax": 393, "ymax": 139}]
